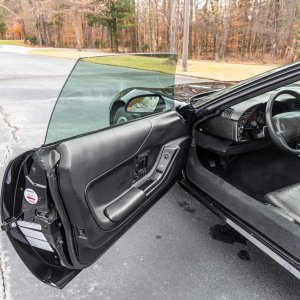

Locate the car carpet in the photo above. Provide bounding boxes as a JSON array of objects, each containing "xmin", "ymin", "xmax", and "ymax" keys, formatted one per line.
[{"xmin": 221, "ymin": 147, "xmax": 300, "ymax": 201}]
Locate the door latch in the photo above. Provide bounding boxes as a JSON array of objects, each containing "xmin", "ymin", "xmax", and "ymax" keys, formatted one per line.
[{"xmin": 36, "ymin": 208, "xmax": 57, "ymax": 224}]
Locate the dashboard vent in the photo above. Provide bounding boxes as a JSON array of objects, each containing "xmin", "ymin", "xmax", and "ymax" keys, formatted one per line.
[
  {"xmin": 295, "ymin": 100, "xmax": 300, "ymax": 110},
  {"xmin": 221, "ymin": 108, "xmax": 234, "ymax": 119}
]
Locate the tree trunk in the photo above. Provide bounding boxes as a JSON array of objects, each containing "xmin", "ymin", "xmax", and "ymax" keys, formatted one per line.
[
  {"xmin": 148, "ymin": 0, "xmax": 154, "ymax": 51},
  {"xmin": 156, "ymin": 1, "xmax": 159, "ymax": 51},
  {"xmin": 88, "ymin": 25, "xmax": 93, "ymax": 48},
  {"xmin": 20, "ymin": 19, "xmax": 27, "ymax": 43},
  {"xmin": 219, "ymin": 0, "xmax": 236, "ymax": 60},
  {"xmin": 188, "ymin": 0, "xmax": 193, "ymax": 57},
  {"xmin": 169, "ymin": 0, "xmax": 177, "ymax": 53},
  {"xmin": 284, "ymin": 0, "xmax": 298, "ymax": 47},
  {"xmin": 111, "ymin": 18, "xmax": 119, "ymax": 52},
  {"xmin": 71, "ymin": 0, "xmax": 82, "ymax": 51},
  {"xmin": 269, "ymin": 0, "xmax": 280, "ymax": 63},
  {"xmin": 32, "ymin": 1, "xmax": 42, "ymax": 46},
  {"xmin": 41, "ymin": 14, "xmax": 50, "ymax": 46},
  {"xmin": 131, "ymin": 0, "xmax": 138, "ymax": 52},
  {"xmin": 182, "ymin": 0, "xmax": 190, "ymax": 71}
]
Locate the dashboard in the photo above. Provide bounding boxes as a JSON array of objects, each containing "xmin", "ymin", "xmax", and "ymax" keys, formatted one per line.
[{"xmin": 197, "ymin": 88, "xmax": 300, "ymax": 154}]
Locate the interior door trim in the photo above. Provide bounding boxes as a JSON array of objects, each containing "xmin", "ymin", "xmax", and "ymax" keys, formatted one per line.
[{"xmin": 85, "ymin": 143, "xmax": 182, "ymax": 231}]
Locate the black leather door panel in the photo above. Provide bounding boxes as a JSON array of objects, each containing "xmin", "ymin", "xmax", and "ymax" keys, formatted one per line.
[
  {"xmin": 56, "ymin": 111, "xmax": 189, "ymax": 265},
  {"xmin": 105, "ymin": 188, "xmax": 146, "ymax": 222}
]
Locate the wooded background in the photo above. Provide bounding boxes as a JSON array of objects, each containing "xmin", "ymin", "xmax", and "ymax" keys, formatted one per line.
[{"xmin": 0, "ymin": 0, "xmax": 300, "ymax": 63}]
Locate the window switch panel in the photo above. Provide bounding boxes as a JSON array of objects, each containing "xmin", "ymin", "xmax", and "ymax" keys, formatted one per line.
[{"xmin": 156, "ymin": 147, "xmax": 178, "ymax": 173}]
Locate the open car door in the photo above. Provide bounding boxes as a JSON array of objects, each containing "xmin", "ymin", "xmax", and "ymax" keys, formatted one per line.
[{"xmin": 1, "ymin": 54, "xmax": 190, "ymax": 288}]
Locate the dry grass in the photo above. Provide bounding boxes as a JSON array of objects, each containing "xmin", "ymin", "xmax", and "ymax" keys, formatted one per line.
[
  {"xmin": 0, "ymin": 40, "xmax": 28, "ymax": 46},
  {"xmin": 27, "ymin": 49, "xmax": 103, "ymax": 60},
  {"xmin": 176, "ymin": 59, "xmax": 281, "ymax": 81},
  {"xmin": 27, "ymin": 49, "xmax": 282, "ymax": 81},
  {"xmin": 81, "ymin": 56, "xmax": 176, "ymax": 74}
]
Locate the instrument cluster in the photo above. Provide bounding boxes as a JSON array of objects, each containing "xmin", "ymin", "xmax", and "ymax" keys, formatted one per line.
[{"xmin": 237, "ymin": 105, "xmax": 267, "ymax": 142}]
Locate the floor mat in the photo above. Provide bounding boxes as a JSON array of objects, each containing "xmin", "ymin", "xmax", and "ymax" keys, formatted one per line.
[{"xmin": 222, "ymin": 147, "xmax": 300, "ymax": 200}]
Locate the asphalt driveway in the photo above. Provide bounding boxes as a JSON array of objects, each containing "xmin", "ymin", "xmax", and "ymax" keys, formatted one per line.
[{"xmin": 0, "ymin": 46, "xmax": 300, "ymax": 300}]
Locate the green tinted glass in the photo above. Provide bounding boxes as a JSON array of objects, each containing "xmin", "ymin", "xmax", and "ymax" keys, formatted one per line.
[{"xmin": 45, "ymin": 54, "xmax": 177, "ymax": 145}]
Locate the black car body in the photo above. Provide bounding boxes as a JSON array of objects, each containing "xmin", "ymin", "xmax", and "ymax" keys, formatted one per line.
[{"xmin": 2, "ymin": 53, "xmax": 300, "ymax": 288}]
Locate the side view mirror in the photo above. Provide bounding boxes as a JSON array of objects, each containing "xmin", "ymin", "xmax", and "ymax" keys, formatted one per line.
[{"xmin": 126, "ymin": 94, "xmax": 166, "ymax": 113}]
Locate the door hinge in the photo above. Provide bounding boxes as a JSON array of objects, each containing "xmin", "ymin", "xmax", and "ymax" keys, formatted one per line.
[{"xmin": 1, "ymin": 216, "xmax": 18, "ymax": 232}]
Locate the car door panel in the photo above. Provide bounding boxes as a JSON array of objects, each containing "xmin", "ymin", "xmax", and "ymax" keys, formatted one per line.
[
  {"xmin": 56, "ymin": 111, "xmax": 189, "ymax": 265},
  {"xmin": 1, "ymin": 110, "xmax": 189, "ymax": 287}
]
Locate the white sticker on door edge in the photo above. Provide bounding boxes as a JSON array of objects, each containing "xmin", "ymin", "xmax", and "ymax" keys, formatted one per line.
[{"xmin": 24, "ymin": 188, "xmax": 38, "ymax": 205}]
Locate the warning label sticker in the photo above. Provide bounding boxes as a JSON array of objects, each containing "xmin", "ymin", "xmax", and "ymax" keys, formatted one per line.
[{"xmin": 24, "ymin": 188, "xmax": 38, "ymax": 205}]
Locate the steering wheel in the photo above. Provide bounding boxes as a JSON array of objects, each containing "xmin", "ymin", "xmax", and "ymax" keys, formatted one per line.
[{"xmin": 266, "ymin": 89, "xmax": 300, "ymax": 154}]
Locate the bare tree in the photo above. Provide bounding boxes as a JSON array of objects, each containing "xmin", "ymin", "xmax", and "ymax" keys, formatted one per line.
[
  {"xmin": 182, "ymin": 0, "xmax": 190, "ymax": 71},
  {"xmin": 1, "ymin": 0, "xmax": 300, "ymax": 62},
  {"xmin": 0, "ymin": 1, "xmax": 27, "ymax": 43},
  {"xmin": 219, "ymin": 0, "xmax": 236, "ymax": 60},
  {"xmin": 71, "ymin": 0, "xmax": 82, "ymax": 51},
  {"xmin": 169, "ymin": 0, "xmax": 177, "ymax": 53}
]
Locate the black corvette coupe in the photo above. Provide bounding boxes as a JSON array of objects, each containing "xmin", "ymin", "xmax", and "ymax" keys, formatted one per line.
[{"xmin": 2, "ymin": 53, "xmax": 300, "ymax": 288}]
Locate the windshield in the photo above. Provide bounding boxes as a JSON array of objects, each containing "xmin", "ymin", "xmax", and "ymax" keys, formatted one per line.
[{"xmin": 45, "ymin": 54, "xmax": 177, "ymax": 145}]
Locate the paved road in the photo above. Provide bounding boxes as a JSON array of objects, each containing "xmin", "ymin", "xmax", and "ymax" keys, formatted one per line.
[{"xmin": 0, "ymin": 47, "xmax": 300, "ymax": 300}]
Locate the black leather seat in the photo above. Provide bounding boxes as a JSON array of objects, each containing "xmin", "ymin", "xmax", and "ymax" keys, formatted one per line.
[{"xmin": 265, "ymin": 183, "xmax": 300, "ymax": 223}]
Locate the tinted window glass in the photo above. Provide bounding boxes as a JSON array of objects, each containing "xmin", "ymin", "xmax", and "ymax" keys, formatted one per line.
[{"xmin": 45, "ymin": 54, "xmax": 177, "ymax": 145}]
